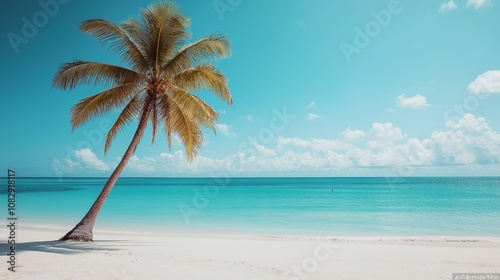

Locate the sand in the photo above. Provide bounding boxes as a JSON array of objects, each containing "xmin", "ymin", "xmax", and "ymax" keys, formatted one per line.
[{"xmin": 2, "ymin": 225, "xmax": 500, "ymax": 280}]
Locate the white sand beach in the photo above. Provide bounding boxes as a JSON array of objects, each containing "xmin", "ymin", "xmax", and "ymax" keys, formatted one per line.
[{"xmin": 2, "ymin": 225, "xmax": 500, "ymax": 280}]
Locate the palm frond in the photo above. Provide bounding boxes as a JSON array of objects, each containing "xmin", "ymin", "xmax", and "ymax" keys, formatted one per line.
[
  {"xmin": 171, "ymin": 64, "xmax": 232, "ymax": 104},
  {"xmin": 168, "ymin": 100, "xmax": 204, "ymax": 161},
  {"xmin": 80, "ymin": 19, "xmax": 150, "ymax": 73},
  {"xmin": 71, "ymin": 83, "xmax": 144, "ymax": 129},
  {"xmin": 105, "ymin": 95, "xmax": 142, "ymax": 153},
  {"xmin": 135, "ymin": 2, "xmax": 190, "ymax": 69},
  {"xmin": 53, "ymin": 61, "xmax": 146, "ymax": 90},
  {"xmin": 163, "ymin": 34, "xmax": 230, "ymax": 75},
  {"xmin": 121, "ymin": 18, "xmax": 150, "ymax": 67},
  {"xmin": 165, "ymin": 86, "xmax": 219, "ymax": 132}
]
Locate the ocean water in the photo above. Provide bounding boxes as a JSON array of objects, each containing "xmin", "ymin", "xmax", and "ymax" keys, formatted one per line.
[{"xmin": 1, "ymin": 177, "xmax": 499, "ymax": 237}]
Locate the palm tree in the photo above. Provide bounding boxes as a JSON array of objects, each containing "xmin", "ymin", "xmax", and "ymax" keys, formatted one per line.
[{"xmin": 53, "ymin": 1, "xmax": 232, "ymax": 242}]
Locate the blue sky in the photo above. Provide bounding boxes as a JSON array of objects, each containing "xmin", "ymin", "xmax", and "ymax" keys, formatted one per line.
[{"xmin": 1, "ymin": 0, "xmax": 500, "ymax": 177}]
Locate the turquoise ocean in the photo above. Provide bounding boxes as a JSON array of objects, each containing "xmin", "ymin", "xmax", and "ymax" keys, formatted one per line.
[{"xmin": 2, "ymin": 177, "xmax": 500, "ymax": 237}]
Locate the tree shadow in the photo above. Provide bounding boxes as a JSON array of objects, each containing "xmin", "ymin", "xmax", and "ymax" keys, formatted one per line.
[{"xmin": 6, "ymin": 239, "xmax": 134, "ymax": 255}]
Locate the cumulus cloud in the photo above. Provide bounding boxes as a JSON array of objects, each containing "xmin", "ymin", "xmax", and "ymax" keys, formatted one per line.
[
  {"xmin": 127, "ymin": 155, "xmax": 157, "ymax": 173},
  {"xmin": 467, "ymin": 70, "xmax": 500, "ymax": 94},
  {"xmin": 396, "ymin": 94, "xmax": 430, "ymax": 109},
  {"xmin": 246, "ymin": 114, "xmax": 254, "ymax": 122},
  {"xmin": 439, "ymin": 0, "xmax": 458, "ymax": 12},
  {"xmin": 277, "ymin": 137, "xmax": 350, "ymax": 152},
  {"xmin": 466, "ymin": 0, "xmax": 493, "ymax": 9},
  {"xmin": 369, "ymin": 122, "xmax": 403, "ymax": 142},
  {"xmin": 54, "ymin": 115, "xmax": 500, "ymax": 176},
  {"xmin": 307, "ymin": 113, "xmax": 322, "ymax": 121},
  {"xmin": 64, "ymin": 158, "xmax": 81, "ymax": 169},
  {"xmin": 277, "ymin": 137, "xmax": 309, "ymax": 149},
  {"xmin": 74, "ymin": 148, "xmax": 109, "ymax": 171},
  {"xmin": 125, "ymin": 150, "xmax": 247, "ymax": 174},
  {"xmin": 253, "ymin": 142, "xmax": 276, "ymax": 156},
  {"xmin": 342, "ymin": 127, "xmax": 366, "ymax": 142},
  {"xmin": 432, "ymin": 114, "xmax": 500, "ymax": 165}
]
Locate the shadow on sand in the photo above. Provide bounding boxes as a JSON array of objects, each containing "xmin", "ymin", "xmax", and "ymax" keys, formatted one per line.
[{"xmin": 4, "ymin": 240, "xmax": 133, "ymax": 255}]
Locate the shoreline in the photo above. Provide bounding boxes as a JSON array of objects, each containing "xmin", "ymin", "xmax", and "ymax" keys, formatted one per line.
[
  {"xmin": 10, "ymin": 222, "xmax": 500, "ymax": 243},
  {"xmin": 2, "ymin": 225, "xmax": 500, "ymax": 279}
]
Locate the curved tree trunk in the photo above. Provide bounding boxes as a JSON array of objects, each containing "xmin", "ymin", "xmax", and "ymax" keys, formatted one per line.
[{"xmin": 60, "ymin": 95, "xmax": 154, "ymax": 242}]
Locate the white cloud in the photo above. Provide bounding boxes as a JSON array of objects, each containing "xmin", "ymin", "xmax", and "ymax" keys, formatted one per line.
[
  {"xmin": 342, "ymin": 127, "xmax": 366, "ymax": 142},
  {"xmin": 127, "ymin": 155, "xmax": 157, "ymax": 173},
  {"xmin": 367, "ymin": 122, "xmax": 404, "ymax": 152},
  {"xmin": 277, "ymin": 137, "xmax": 350, "ymax": 152},
  {"xmin": 253, "ymin": 142, "xmax": 276, "ymax": 156},
  {"xmin": 310, "ymin": 139, "xmax": 350, "ymax": 152},
  {"xmin": 307, "ymin": 113, "xmax": 322, "ymax": 121},
  {"xmin": 218, "ymin": 109, "xmax": 226, "ymax": 116},
  {"xmin": 246, "ymin": 114, "xmax": 254, "ymax": 122},
  {"xmin": 396, "ymin": 94, "xmax": 430, "ymax": 109},
  {"xmin": 431, "ymin": 114, "xmax": 500, "ymax": 164},
  {"xmin": 305, "ymin": 101, "xmax": 315, "ymax": 110},
  {"xmin": 277, "ymin": 137, "xmax": 309, "ymax": 149},
  {"xmin": 130, "ymin": 114, "xmax": 500, "ymax": 174},
  {"xmin": 444, "ymin": 113, "xmax": 490, "ymax": 132},
  {"xmin": 74, "ymin": 148, "xmax": 109, "ymax": 171},
  {"xmin": 467, "ymin": 70, "xmax": 500, "ymax": 94},
  {"xmin": 55, "ymin": 115, "xmax": 500, "ymax": 176},
  {"xmin": 64, "ymin": 158, "xmax": 81, "ymax": 168},
  {"xmin": 466, "ymin": 0, "xmax": 493, "ymax": 9},
  {"xmin": 439, "ymin": 0, "xmax": 458, "ymax": 13},
  {"xmin": 369, "ymin": 122, "xmax": 403, "ymax": 141},
  {"xmin": 216, "ymin": 124, "xmax": 230, "ymax": 136}
]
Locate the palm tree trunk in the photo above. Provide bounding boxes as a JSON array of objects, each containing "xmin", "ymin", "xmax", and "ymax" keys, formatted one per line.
[{"xmin": 60, "ymin": 95, "xmax": 154, "ymax": 242}]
